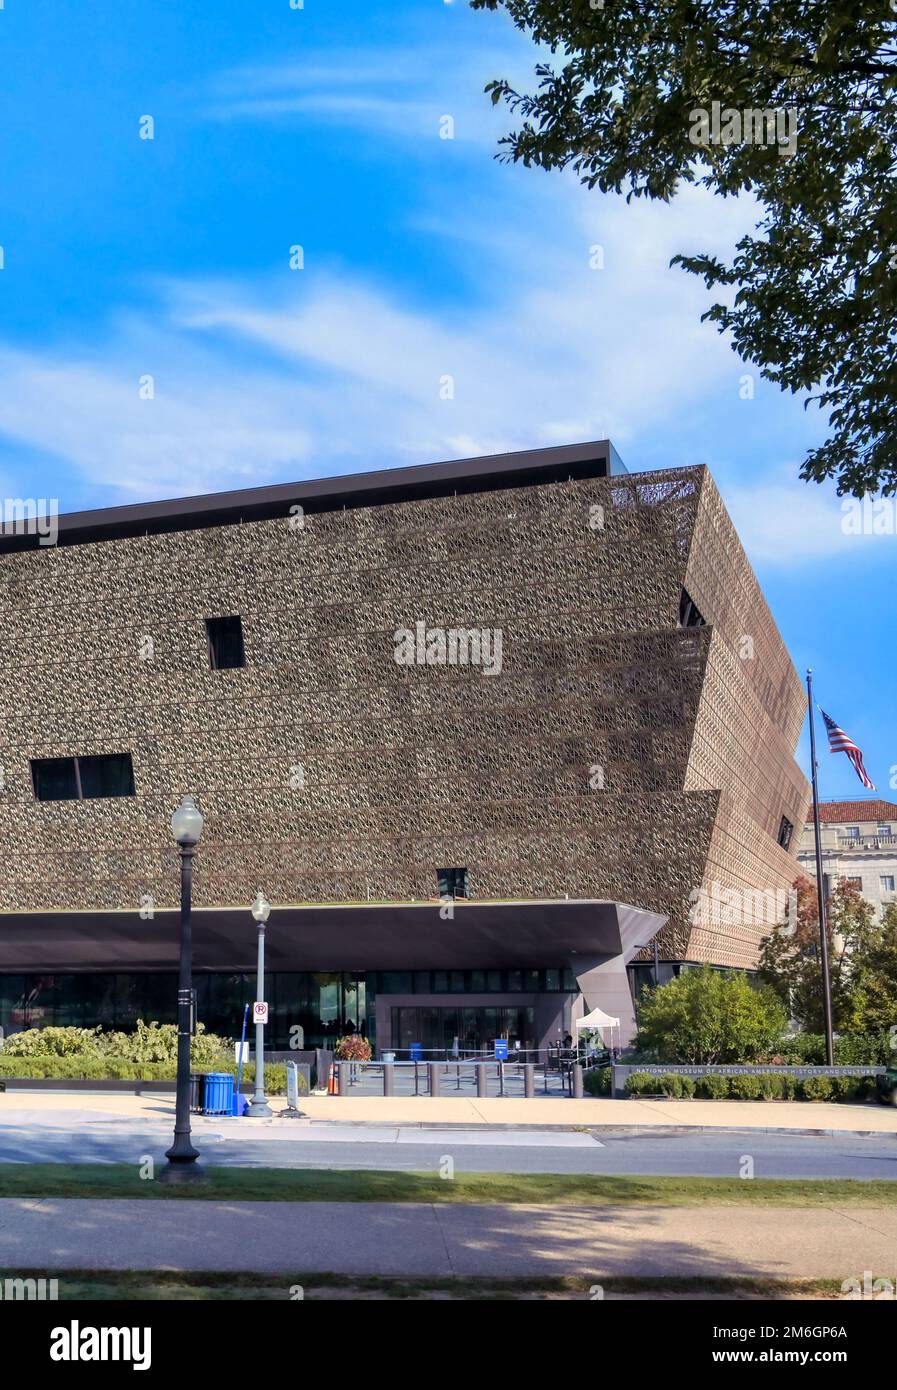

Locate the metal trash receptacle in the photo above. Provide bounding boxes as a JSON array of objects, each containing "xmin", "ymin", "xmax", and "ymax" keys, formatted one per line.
[
  {"xmin": 189, "ymin": 1072, "xmax": 205, "ymax": 1114},
  {"xmin": 202, "ymin": 1072, "xmax": 235, "ymax": 1115}
]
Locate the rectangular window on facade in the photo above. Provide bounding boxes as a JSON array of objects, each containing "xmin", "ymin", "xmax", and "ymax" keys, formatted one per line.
[
  {"xmin": 844, "ymin": 826, "xmax": 860, "ymax": 840},
  {"xmin": 437, "ymin": 866, "xmax": 469, "ymax": 899},
  {"xmin": 31, "ymin": 757, "xmax": 79, "ymax": 802},
  {"xmin": 78, "ymin": 753, "xmax": 135, "ymax": 799},
  {"xmin": 844, "ymin": 876, "xmax": 863, "ymax": 889},
  {"xmin": 31, "ymin": 754, "xmax": 135, "ymax": 803},
  {"xmin": 206, "ymin": 615, "xmax": 245, "ymax": 670},
  {"xmin": 777, "ymin": 815, "xmax": 794, "ymax": 851},
  {"xmin": 878, "ymin": 825, "xmax": 892, "ymax": 838},
  {"xmin": 881, "ymin": 876, "xmax": 896, "ymax": 893}
]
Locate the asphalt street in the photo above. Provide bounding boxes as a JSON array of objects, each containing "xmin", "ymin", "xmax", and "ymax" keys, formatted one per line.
[{"xmin": 1, "ymin": 1120, "xmax": 896, "ymax": 1178}]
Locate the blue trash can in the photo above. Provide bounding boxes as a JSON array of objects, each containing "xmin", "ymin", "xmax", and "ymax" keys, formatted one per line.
[{"xmin": 203, "ymin": 1072, "xmax": 235, "ymax": 1115}]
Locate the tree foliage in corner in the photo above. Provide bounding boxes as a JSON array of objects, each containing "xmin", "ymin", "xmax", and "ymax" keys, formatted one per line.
[
  {"xmin": 759, "ymin": 876, "xmax": 897, "ymax": 1035},
  {"xmin": 471, "ymin": 0, "xmax": 897, "ymax": 497}
]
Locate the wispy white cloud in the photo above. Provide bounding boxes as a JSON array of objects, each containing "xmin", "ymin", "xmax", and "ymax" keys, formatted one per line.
[
  {"xmin": 721, "ymin": 467, "xmax": 897, "ymax": 568},
  {"xmin": 202, "ymin": 43, "xmax": 520, "ymax": 146},
  {"xmin": 0, "ymin": 179, "xmax": 759, "ymax": 504}
]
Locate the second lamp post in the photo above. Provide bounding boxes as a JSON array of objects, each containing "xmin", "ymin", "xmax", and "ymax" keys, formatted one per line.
[{"xmin": 248, "ymin": 888, "xmax": 272, "ymax": 1117}]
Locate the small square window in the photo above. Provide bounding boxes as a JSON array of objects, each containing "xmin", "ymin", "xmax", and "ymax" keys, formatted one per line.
[
  {"xmin": 437, "ymin": 866, "xmax": 469, "ymax": 899},
  {"xmin": 206, "ymin": 615, "xmax": 245, "ymax": 670},
  {"xmin": 881, "ymin": 875, "xmax": 896, "ymax": 893},
  {"xmin": 32, "ymin": 757, "xmax": 79, "ymax": 802}
]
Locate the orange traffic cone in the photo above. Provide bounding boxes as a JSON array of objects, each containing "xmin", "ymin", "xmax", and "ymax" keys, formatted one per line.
[{"xmin": 327, "ymin": 1064, "xmax": 337, "ymax": 1096}]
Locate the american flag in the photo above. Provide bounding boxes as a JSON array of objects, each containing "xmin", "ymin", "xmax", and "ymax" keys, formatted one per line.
[{"xmin": 821, "ymin": 709, "xmax": 876, "ymax": 789}]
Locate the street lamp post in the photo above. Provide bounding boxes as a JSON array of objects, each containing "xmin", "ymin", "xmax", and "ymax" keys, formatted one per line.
[
  {"xmin": 248, "ymin": 888, "xmax": 272, "ymax": 1117},
  {"xmin": 165, "ymin": 795, "xmax": 204, "ymax": 1171}
]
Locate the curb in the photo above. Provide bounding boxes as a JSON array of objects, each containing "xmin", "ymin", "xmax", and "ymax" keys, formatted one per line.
[{"xmin": 297, "ymin": 1119, "xmax": 897, "ymax": 1140}]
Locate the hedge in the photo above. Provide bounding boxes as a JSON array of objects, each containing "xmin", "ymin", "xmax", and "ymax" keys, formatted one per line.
[
  {"xmin": 0, "ymin": 1055, "xmax": 302, "ymax": 1096},
  {"xmin": 622, "ymin": 1070, "xmax": 877, "ymax": 1102}
]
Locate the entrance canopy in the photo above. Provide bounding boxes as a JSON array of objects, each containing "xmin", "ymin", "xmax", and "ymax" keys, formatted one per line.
[{"xmin": 575, "ymin": 1006, "xmax": 620, "ymax": 1031}]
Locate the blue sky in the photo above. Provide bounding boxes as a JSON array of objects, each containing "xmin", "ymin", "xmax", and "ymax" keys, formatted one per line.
[{"xmin": 0, "ymin": 0, "xmax": 893, "ymax": 802}]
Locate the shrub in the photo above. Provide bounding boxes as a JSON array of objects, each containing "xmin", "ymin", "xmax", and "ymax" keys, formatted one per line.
[
  {"xmin": 728, "ymin": 1073, "xmax": 762, "ymax": 1100},
  {"xmin": 756, "ymin": 1072, "xmax": 785, "ymax": 1100},
  {"xmin": 776, "ymin": 1033, "xmax": 893, "ymax": 1066},
  {"xmin": 2, "ymin": 1026, "xmax": 105, "ymax": 1058},
  {"xmin": 828, "ymin": 1075, "xmax": 864, "ymax": 1102},
  {"xmin": 0, "ymin": 1021, "xmax": 233, "ymax": 1070},
  {"xmin": 696, "ymin": 1073, "xmax": 730, "ymax": 1099},
  {"xmin": 624, "ymin": 1072, "xmax": 660, "ymax": 1096},
  {"xmin": 334, "ymin": 1035, "xmax": 372, "ymax": 1062},
  {"xmin": 584, "ymin": 1067, "xmax": 611, "ymax": 1096},
  {"xmin": 800, "ymin": 1075, "xmax": 833, "ymax": 1101},
  {"xmin": 633, "ymin": 965, "xmax": 788, "ymax": 1064},
  {"xmin": 655, "ymin": 1072, "xmax": 685, "ymax": 1097}
]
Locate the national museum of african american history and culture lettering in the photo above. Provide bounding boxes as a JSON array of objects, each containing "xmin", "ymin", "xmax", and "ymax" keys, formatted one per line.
[{"xmin": 0, "ymin": 441, "xmax": 808, "ymax": 1052}]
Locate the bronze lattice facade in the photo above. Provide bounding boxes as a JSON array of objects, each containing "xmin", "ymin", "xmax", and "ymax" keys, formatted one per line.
[{"xmin": 0, "ymin": 441, "xmax": 808, "ymax": 1047}]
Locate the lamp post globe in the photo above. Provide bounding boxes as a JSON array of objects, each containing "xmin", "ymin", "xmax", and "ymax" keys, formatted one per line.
[
  {"xmin": 251, "ymin": 888, "xmax": 271, "ymax": 925},
  {"xmin": 248, "ymin": 887, "xmax": 273, "ymax": 1117},
  {"xmin": 171, "ymin": 794, "xmax": 204, "ymax": 847},
  {"xmin": 164, "ymin": 795, "xmax": 204, "ymax": 1174}
]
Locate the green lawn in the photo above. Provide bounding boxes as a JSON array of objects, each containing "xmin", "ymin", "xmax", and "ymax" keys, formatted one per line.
[
  {"xmin": 1, "ymin": 1164, "xmax": 896, "ymax": 1206},
  {"xmin": 0, "ymin": 1269, "xmax": 857, "ymax": 1300}
]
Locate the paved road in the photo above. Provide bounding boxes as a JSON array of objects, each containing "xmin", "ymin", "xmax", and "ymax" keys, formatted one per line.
[
  {"xmin": 1, "ymin": 1197, "xmax": 894, "ymax": 1278},
  {"xmin": 1, "ymin": 1119, "xmax": 896, "ymax": 1178}
]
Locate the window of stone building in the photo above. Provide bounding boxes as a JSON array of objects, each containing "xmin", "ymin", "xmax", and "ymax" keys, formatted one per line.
[
  {"xmin": 844, "ymin": 826, "xmax": 860, "ymax": 840},
  {"xmin": 206, "ymin": 615, "xmax": 245, "ymax": 670},
  {"xmin": 31, "ymin": 753, "xmax": 135, "ymax": 802},
  {"xmin": 678, "ymin": 588, "xmax": 706, "ymax": 628},
  {"xmin": 777, "ymin": 815, "xmax": 794, "ymax": 851},
  {"xmin": 437, "ymin": 866, "xmax": 469, "ymax": 899},
  {"xmin": 881, "ymin": 875, "xmax": 896, "ymax": 893}
]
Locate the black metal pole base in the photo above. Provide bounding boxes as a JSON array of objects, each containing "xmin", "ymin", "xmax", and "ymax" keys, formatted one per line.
[
  {"xmin": 164, "ymin": 1134, "xmax": 200, "ymax": 1164},
  {"xmin": 159, "ymin": 1158, "xmax": 206, "ymax": 1185}
]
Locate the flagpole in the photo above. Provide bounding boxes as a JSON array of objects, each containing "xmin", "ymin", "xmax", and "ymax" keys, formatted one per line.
[{"xmin": 806, "ymin": 669, "xmax": 835, "ymax": 1065}]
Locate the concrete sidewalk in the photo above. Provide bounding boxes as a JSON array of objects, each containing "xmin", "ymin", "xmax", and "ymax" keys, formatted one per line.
[
  {"xmin": 1, "ymin": 1197, "xmax": 894, "ymax": 1279},
  {"xmin": 3, "ymin": 1090, "xmax": 897, "ymax": 1135}
]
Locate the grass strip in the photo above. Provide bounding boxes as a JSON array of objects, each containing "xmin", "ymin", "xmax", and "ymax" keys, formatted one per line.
[
  {"xmin": 0, "ymin": 1269, "xmax": 855, "ymax": 1300},
  {"xmin": 1, "ymin": 1165, "xmax": 896, "ymax": 1206}
]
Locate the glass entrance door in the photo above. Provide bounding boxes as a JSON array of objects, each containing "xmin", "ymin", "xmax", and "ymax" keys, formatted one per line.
[{"xmin": 391, "ymin": 1005, "xmax": 535, "ymax": 1053}]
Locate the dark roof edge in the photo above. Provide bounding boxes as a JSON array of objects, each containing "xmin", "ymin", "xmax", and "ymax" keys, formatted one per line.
[{"xmin": 1, "ymin": 439, "xmax": 626, "ymax": 552}]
